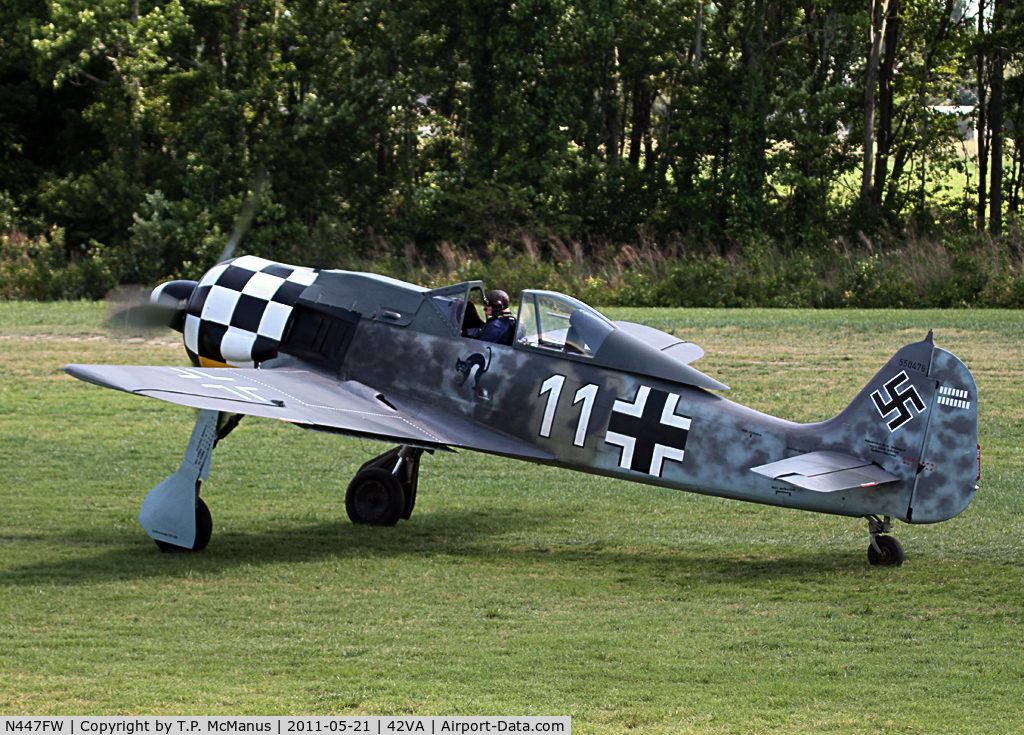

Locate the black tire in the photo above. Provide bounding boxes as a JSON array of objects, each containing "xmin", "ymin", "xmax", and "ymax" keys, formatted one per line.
[
  {"xmin": 867, "ymin": 535, "xmax": 905, "ymax": 566},
  {"xmin": 155, "ymin": 497, "xmax": 212, "ymax": 553},
  {"xmin": 346, "ymin": 468, "xmax": 406, "ymax": 526}
]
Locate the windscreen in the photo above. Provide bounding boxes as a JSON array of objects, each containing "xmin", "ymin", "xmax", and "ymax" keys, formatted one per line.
[{"xmin": 515, "ymin": 291, "xmax": 614, "ymax": 357}]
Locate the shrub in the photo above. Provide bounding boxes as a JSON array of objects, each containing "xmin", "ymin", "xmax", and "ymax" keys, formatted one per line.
[
  {"xmin": 924, "ymin": 251, "xmax": 990, "ymax": 307},
  {"xmin": 655, "ymin": 256, "xmax": 736, "ymax": 307},
  {"xmin": 734, "ymin": 243, "xmax": 824, "ymax": 307},
  {"xmin": 977, "ymin": 266, "xmax": 1024, "ymax": 308},
  {"xmin": 842, "ymin": 254, "xmax": 917, "ymax": 308},
  {"xmin": 602, "ymin": 271, "xmax": 659, "ymax": 307},
  {"xmin": 4, "ymin": 220, "xmax": 1023, "ymax": 311},
  {"xmin": 1, "ymin": 229, "xmax": 115, "ymax": 300}
]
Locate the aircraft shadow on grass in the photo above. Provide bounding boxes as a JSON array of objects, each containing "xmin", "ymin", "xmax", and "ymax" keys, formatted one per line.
[{"xmin": 0, "ymin": 509, "xmax": 858, "ymax": 589}]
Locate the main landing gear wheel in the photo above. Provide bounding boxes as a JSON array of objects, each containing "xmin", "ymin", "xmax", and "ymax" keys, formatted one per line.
[
  {"xmin": 346, "ymin": 468, "xmax": 406, "ymax": 526},
  {"xmin": 155, "ymin": 497, "xmax": 212, "ymax": 553},
  {"xmin": 868, "ymin": 535, "xmax": 905, "ymax": 567},
  {"xmin": 349, "ymin": 445, "xmax": 424, "ymax": 522}
]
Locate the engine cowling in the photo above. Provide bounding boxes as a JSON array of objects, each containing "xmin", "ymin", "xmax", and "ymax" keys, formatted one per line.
[{"xmin": 183, "ymin": 255, "xmax": 318, "ymax": 367}]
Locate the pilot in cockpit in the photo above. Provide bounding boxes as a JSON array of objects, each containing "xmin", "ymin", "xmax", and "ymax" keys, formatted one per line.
[{"xmin": 463, "ymin": 289, "xmax": 516, "ymax": 345}]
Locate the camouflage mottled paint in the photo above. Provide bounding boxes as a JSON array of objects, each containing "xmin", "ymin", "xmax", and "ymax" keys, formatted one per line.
[
  {"xmin": 339, "ymin": 299, "xmax": 976, "ymax": 525},
  {"xmin": 907, "ymin": 347, "xmax": 979, "ymax": 523},
  {"xmin": 69, "ymin": 264, "xmax": 980, "ymax": 528}
]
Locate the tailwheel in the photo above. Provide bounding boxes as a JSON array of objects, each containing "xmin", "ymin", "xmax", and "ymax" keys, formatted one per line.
[
  {"xmin": 155, "ymin": 497, "xmax": 212, "ymax": 552},
  {"xmin": 868, "ymin": 535, "xmax": 905, "ymax": 566},
  {"xmin": 346, "ymin": 468, "xmax": 406, "ymax": 526},
  {"xmin": 866, "ymin": 515, "xmax": 904, "ymax": 566}
]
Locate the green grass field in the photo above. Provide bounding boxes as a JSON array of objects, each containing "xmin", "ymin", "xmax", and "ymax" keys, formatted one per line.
[{"xmin": 1, "ymin": 303, "xmax": 1022, "ymax": 732}]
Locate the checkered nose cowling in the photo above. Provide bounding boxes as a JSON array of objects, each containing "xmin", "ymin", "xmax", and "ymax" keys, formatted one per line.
[{"xmin": 183, "ymin": 255, "xmax": 319, "ymax": 368}]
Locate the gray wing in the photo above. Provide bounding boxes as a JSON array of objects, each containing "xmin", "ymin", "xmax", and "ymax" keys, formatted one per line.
[
  {"xmin": 65, "ymin": 363, "xmax": 553, "ymax": 461},
  {"xmin": 750, "ymin": 451, "xmax": 899, "ymax": 493}
]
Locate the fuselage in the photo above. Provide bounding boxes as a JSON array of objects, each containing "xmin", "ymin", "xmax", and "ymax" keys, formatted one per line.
[
  {"xmin": 174, "ymin": 256, "xmax": 952, "ymax": 524},
  {"xmin": 337, "ymin": 319, "xmax": 916, "ymax": 522}
]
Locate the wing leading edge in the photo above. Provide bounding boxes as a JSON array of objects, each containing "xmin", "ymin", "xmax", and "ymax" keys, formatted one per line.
[{"xmin": 65, "ymin": 363, "xmax": 554, "ymax": 461}]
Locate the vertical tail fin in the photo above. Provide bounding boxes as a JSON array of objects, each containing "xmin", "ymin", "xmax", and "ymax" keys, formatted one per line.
[{"xmin": 819, "ymin": 332, "xmax": 978, "ymax": 523}]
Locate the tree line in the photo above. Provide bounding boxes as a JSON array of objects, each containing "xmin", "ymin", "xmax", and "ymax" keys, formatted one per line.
[{"xmin": 1, "ymin": 0, "xmax": 1022, "ymax": 301}]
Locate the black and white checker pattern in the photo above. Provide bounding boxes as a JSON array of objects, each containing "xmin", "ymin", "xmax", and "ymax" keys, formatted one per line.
[{"xmin": 184, "ymin": 256, "xmax": 318, "ymax": 367}]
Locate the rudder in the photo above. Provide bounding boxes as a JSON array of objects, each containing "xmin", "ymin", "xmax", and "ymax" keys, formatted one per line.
[{"xmin": 908, "ymin": 345, "xmax": 979, "ymax": 523}]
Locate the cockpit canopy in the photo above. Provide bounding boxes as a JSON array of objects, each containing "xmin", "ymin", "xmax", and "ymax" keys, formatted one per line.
[
  {"xmin": 515, "ymin": 291, "xmax": 614, "ymax": 358},
  {"xmin": 510, "ymin": 289, "xmax": 727, "ymax": 390},
  {"xmin": 311, "ymin": 274, "xmax": 728, "ymax": 390}
]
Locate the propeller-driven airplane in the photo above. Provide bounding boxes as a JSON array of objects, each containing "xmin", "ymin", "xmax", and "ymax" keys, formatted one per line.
[{"xmin": 66, "ymin": 256, "xmax": 979, "ymax": 566}]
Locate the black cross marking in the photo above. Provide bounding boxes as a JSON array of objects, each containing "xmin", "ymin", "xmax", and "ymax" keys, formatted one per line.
[
  {"xmin": 871, "ymin": 371, "xmax": 926, "ymax": 431},
  {"xmin": 604, "ymin": 387, "xmax": 691, "ymax": 476}
]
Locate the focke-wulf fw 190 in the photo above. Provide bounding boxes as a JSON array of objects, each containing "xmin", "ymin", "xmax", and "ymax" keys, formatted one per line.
[{"xmin": 67, "ymin": 255, "xmax": 980, "ymax": 566}]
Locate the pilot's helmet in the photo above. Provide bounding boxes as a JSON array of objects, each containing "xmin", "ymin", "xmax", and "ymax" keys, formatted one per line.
[{"xmin": 486, "ymin": 290, "xmax": 510, "ymax": 311}]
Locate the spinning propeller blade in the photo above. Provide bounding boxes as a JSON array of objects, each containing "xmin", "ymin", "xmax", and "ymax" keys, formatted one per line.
[
  {"xmin": 104, "ymin": 167, "xmax": 269, "ymax": 332},
  {"xmin": 105, "ymin": 282, "xmax": 195, "ymax": 333},
  {"xmin": 217, "ymin": 166, "xmax": 268, "ymax": 264}
]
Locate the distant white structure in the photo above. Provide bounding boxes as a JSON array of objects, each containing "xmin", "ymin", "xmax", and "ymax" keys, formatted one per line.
[{"xmin": 931, "ymin": 106, "xmax": 977, "ymax": 140}]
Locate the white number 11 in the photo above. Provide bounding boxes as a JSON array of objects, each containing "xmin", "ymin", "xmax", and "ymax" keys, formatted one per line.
[{"xmin": 538, "ymin": 374, "xmax": 598, "ymax": 447}]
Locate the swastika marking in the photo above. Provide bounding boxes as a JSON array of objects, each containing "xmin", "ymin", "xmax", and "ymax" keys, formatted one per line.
[{"xmin": 871, "ymin": 371, "xmax": 926, "ymax": 432}]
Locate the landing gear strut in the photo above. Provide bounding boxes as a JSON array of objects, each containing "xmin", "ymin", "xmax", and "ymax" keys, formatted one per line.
[
  {"xmin": 139, "ymin": 410, "xmax": 242, "ymax": 552},
  {"xmin": 866, "ymin": 515, "xmax": 905, "ymax": 566},
  {"xmin": 346, "ymin": 445, "xmax": 425, "ymax": 526}
]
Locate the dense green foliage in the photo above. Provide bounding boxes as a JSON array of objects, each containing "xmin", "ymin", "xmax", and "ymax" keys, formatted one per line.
[{"xmin": 1, "ymin": 1, "xmax": 1023, "ymax": 300}]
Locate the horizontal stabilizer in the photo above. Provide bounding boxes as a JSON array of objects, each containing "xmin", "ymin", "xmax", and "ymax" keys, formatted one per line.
[
  {"xmin": 751, "ymin": 451, "xmax": 898, "ymax": 493},
  {"xmin": 612, "ymin": 321, "xmax": 705, "ymax": 364}
]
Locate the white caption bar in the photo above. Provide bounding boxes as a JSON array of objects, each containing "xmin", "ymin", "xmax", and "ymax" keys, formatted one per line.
[{"xmin": 0, "ymin": 718, "xmax": 570, "ymax": 735}]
